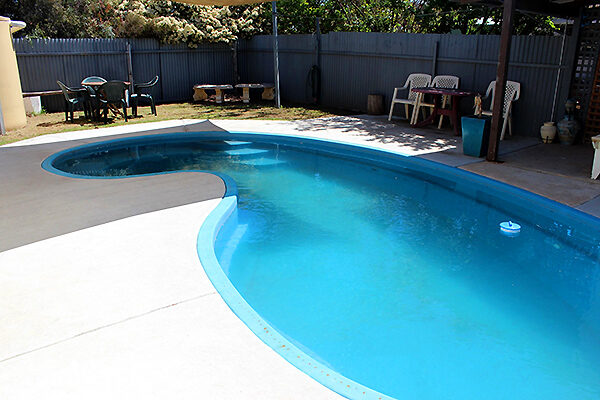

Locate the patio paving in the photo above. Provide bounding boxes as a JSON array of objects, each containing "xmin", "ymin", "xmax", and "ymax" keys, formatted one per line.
[
  {"xmin": 1, "ymin": 116, "xmax": 598, "ymax": 400},
  {"xmin": 0, "ymin": 120, "xmax": 227, "ymax": 252}
]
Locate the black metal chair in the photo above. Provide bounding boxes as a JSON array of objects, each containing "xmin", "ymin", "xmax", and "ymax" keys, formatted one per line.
[
  {"xmin": 130, "ymin": 76, "xmax": 159, "ymax": 117},
  {"xmin": 57, "ymin": 81, "xmax": 88, "ymax": 122},
  {"xmin": 97, "ymin": 81, "xmax": 129, "ymax": 123}
]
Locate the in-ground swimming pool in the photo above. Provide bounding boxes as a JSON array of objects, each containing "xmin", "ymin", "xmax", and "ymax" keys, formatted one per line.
[{"xmin": 45, "ymin": 133, "xmax": 600, "ymax": 400}]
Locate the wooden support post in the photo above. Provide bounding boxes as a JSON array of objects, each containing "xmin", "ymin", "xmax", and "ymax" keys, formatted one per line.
[{"xmin": 487, "ymin": 0, "xmax": 515, "ymax": 162}]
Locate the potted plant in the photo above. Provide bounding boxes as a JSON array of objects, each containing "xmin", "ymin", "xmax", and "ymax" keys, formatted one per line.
[{"xmin": 461, "ymin": 95, "xmax": 491, "ymax": 157}]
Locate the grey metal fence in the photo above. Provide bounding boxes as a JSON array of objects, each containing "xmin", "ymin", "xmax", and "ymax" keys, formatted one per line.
[
  {"xmin": 14, "ymin": 38, "xmax": 233, "ymax": 112},
  {"xmin": 239, "ymin": 32, "xmax": 574, "ymax": 137},
  {"xmin": 15, "ymin": 33, "xmax": 573, "ymax": 137}
]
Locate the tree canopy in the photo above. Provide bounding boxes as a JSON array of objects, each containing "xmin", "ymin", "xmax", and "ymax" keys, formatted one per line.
[{"xmin": 0, "ymin": 0, "xmax": 557, "ymax": 46}]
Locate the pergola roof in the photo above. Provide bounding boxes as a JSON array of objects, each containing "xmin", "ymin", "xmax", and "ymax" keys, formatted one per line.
[{"xmin": 455, "ymin": 0, "xmax": 600, "ymax": 17}]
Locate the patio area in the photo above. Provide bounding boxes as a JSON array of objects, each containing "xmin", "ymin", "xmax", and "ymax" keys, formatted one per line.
[{"xmin": 0, "ymin": 116, "xmax": 598, "ymax": 399}]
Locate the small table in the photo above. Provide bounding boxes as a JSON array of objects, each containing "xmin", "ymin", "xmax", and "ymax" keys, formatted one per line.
[
  {"xmin": 411, "ymin": 87, "xmax": 477, "ymax": 136},
  {"xmin": 193, "ymin": 84, "xmax": 233, "ymax": 104}
]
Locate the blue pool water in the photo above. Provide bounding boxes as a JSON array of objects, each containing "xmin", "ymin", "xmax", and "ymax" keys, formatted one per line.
[{"xmin": 48, "ymin": 134, "xmax": 600, "ymax": 400}]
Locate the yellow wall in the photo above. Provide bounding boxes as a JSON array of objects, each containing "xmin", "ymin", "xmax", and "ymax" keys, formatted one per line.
[{"xmin": 0, "ymin": 16, "xmax": 26, "ymax": 131}]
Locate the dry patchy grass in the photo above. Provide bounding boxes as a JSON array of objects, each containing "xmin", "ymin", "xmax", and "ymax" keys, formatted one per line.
[{"xmin": 1, "ymin": 101, "xmax": 349, "ymax": 145}]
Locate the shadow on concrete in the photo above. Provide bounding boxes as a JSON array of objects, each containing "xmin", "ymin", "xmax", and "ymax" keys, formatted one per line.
[{"xmin": 293, "ymin": 115, "xmax": 459, "ymax": 154}]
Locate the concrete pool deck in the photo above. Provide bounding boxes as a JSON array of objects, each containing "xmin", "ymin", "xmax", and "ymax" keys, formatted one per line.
[{"xmin": 1, "ymin": 116, "xmax": 599, "ymax": 399}]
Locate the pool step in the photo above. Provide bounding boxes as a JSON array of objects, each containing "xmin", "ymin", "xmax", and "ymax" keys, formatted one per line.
[
  {"xmin": 224, "ymin": 148, "xmax": 271, "ymax": 158},
  {"xmin": 238, "ymin": 158, "xmax": 288, "ymax": 168},
  {"xmin": 197, "ymin": 140, "xmax": 253, "ymax": 150},
  {"xmin": 225, "ymin": 140, "xmax": 252, "ymax": 147}
]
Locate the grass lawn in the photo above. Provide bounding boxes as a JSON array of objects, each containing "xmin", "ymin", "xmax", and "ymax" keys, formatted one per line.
[{"xmin": 1, "ymin": 101, "xmax": 349, "ymax": 145}]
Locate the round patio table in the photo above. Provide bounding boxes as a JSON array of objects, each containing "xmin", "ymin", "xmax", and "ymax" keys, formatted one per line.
[
  {"xmin": 411, "ymin": 87, "xmax": 478, "ymax": 136},
  {"xmin": 81, "ymin": 80, "xmax": 130, "ymax": 87}
]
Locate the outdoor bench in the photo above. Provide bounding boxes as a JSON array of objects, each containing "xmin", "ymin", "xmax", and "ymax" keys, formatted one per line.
[
  {"xmin": 235, "ymin": 83, "xmax": 275, "ymax": 103},
  {"xmin": 193, "ymin": 84, "xmax": 233, "ymax": 104}
]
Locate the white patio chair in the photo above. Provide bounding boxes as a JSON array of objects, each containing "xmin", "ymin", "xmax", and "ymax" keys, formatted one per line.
[
  {"xmin": 412, "ymin": 75, "xmax": 460, "ymax": 127},
  {"xmin": 479, "ymin": 80, "xmax": 521, "ymax": 140},
  {"xmin": 388, "ymin": 73, "xmax": 432, "ymax": 123}
]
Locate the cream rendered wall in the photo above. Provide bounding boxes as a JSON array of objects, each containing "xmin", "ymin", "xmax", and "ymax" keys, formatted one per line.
[{"xmin": 0, "ymin": 16, "xmax": 26, "ymax": 131}]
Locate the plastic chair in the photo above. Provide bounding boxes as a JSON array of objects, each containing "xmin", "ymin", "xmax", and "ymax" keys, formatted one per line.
[
  {"xmin": 97, "ymin": 81, "xmax": 129, "ymax": 123},
  {"xmin": 83, "ymin": 85, "xmax": 102, "ymax": 121},
  {"xmin": 388, "ymin": 73, "xmax": 432, "ymax": 123},
  {"xmin": 130, "ymin": 76, "xmax": 158, "ymax": 117},
  {"xmin": 479, "ymin": 80, "xmax": 521, "ymax": 140},
  {"xmin": 412, "ymin": 75, "xmax": 460, "ymax": 127},
  {"xmin": 57, "ymin": 80, "xmax": 88, "ymax": 122}
]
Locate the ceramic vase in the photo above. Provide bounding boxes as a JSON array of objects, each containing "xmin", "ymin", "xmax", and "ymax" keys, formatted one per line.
[
  {"xmin": 540, "ymin": 122, "xmax": 557, "ymax": 144},
  {"xmin": 557, "ymin": 117, "xmax": 580, "ymax": 146}
]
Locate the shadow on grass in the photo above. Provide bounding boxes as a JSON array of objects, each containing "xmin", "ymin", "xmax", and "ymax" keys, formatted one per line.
[{"xmin": 37, "ymin": 114, "xmax": 151, "ymax": 129}]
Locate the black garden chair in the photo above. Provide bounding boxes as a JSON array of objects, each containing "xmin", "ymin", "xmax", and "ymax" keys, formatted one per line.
[
  {"xmin": 130, "ymin": 76, "xmax": 159, "ymax": 117},
  {"xmin": 83, "ymin": 85, "xmax": 102, "ymax": 121},
  {"xmin": 57, "ymin": 81, "xmax": 88, "ymax": 122},
  {"xmin": 97, "ymin": 81, "xmax": 129, "ymax": 123}
]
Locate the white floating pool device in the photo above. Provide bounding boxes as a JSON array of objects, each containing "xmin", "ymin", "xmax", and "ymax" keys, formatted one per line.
[{"xmin": 500, "ymin": 221, "xmax": 521, "ymax": 236}]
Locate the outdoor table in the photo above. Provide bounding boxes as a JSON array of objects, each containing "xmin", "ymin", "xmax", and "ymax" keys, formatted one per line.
[
  {"xmin": 81, "ymin": 80, "xmax": 131, "ymax": 88},
  {"xmin": 411, "ymin": 87, "xmax": 478, "ymax": 136}
]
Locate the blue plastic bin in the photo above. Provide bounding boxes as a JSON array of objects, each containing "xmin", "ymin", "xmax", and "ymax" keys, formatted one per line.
[{"xmin": 461, "ymin": 116, "xmax": 491, "ymax": 157}]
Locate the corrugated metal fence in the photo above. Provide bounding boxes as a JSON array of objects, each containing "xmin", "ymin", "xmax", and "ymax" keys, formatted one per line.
[
  {"xmin": 14, "ymin": 38, "xmax": 233, "ymax": 112},
  {"xmin": 15, "ymin": 33, "xmax": 572, "ymax": 137},
  {"xmin": 239, "ymin": 32, "xmax": 574, "ymax": 137}
]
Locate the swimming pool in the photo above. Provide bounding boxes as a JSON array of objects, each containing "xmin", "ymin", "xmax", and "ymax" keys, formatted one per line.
[{"xmin": 45, "ymin": 132, "xmax": 600, "ymax": 400}]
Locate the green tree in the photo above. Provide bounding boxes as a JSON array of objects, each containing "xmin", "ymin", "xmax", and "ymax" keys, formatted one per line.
[
  {"xmin": 257, "ymin": 0, "xmax": 557, "ymax": 35},
  {"xmin": 0, "ymin": 0, "xmax": 558, "ymax": 45},
  {"xmin": 411, "ymin": 0, "xmax": 556, "ymax": 35}
]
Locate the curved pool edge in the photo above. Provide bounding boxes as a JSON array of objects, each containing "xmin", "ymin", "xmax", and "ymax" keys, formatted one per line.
[
  {"xmin": 39, "ymin": 129, "xmax": 600, "ymax": 400},
  {"xmin": 196, "ymin": 193, "xmax": 394, "ymax": 400}
]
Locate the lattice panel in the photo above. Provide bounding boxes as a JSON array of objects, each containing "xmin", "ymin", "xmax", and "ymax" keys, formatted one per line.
[
  {"xmin": 571, "ymin": 5, "xmax": 600, "ymax": 139},
  {"xmin": 585, "ymin": 51, "xmax": 600, "ymax": 137}
]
